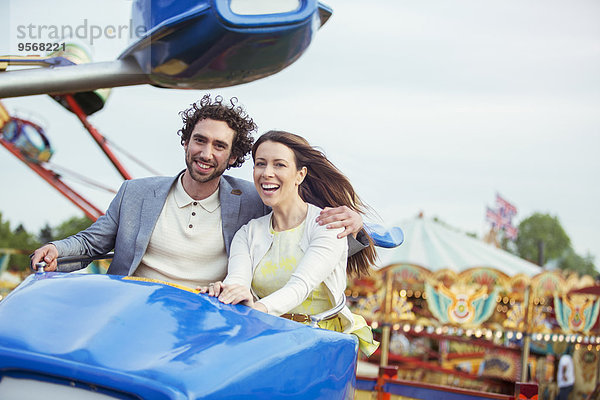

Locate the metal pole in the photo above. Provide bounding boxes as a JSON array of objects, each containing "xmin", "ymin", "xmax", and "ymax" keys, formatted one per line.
[
  {"xmin": 538, "ymin": 240, "xmax": 545, "ymax": 267},
  {"xmin": 0, "ymin": 58, "xmax": 149, "ymax": 98},
  {"xmin": 520, "ymin": 285, "xmax": 532, "ymax": 382},
  {"xmin": 64, "ymin": 94, "xmax": 132, "ymax": 180},
  {"xmin": 380, "ymin": 325, "xmax": 391, "ymax": 367},
  {"xmin": 597, "ymin": 348, "xmax": 600, "ymax": 393},
  {"xmin": 0, "ymin": 138, "xmax": 103, "ymax": 220},
  {"xmin": 380, "ymin": 269, "xmax": 394, "ymax": 367}
]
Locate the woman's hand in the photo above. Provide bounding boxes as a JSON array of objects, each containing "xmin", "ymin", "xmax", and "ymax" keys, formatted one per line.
[
  {"xmin": 316, "ymin": 206, "xmax": 362, "ymax": 239},
  {"xmin": 197, "ymin": 281, "xmax": 224, "ymax": 296},
  {"xmin": 218, "ymin": 284, "xmax": 255, "ymax": 307},
  {"xmin": 199, "ymin": 283, "xmax": 267, "ymax": 313}
]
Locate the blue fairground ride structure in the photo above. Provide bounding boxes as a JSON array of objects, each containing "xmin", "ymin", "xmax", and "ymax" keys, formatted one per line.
[
  {"xmin": 0, "ymin": 1, "xmax": 407, "ymax": 399},
  {"xmin": 0, "ymin": 117, "xmax": 53, "ymax": 163},
  {"xmin": 0, "ymin": 271, "xmax": 358, "ymax": 399},
  {"xmin": 0, "ymin": 0, "xmax": 337, "ymax": 219},
  {"xmin": 0, "ymin": 231, "xmax": 403, "ymax": 400},
  {"xmin": 0, "ymin": 0, "xmax": 333, "ymax": 98},
  {"xmin": 0, "ymin": 234, "xmax": 402, "ymax": 400}
]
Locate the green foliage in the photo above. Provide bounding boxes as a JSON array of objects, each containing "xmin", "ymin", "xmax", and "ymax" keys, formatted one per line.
[
  {"xmin": 558, "ymin": 249, "xmax": 596, "ymax": 276},
  {"xmin": 516, "ymin": 212, "xmax": 596, "ymax": 275},
  {"xmin": 0, "ymin": 212, "xmax": 41, "ymax": 271},
  {"xmin": 516, "ymin": 213, "xmax": 570, "ymax": 265},
  {"xmin": 38, "ymin": 224, "xmax": 53, "ymax": 244},
  {"xmin": 53, "ymin": 216, "xmax": 93, "ymax": 240},
  {"xmin": 0, "ymin": 213, "xmax": 92, "ymax": 272},
  {"xmin": 500, "ymin": 236, "xmax": 518, "ymax": 256},
  {"xmin": 0, "ymin": 213, "xmax": 10, "ymax": 244}
]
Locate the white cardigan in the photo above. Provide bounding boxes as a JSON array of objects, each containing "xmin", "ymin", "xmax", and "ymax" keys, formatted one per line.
[{"xmin": 224, "ymin": 203, "xmax": 355, "ymax": 332}]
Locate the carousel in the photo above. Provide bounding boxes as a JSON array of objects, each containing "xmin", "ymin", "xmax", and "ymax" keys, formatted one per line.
[{"xmin": 350, "ymin": 213, "xmax": 600, "ymax": 400}]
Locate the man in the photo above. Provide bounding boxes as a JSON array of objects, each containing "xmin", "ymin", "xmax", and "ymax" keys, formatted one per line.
[
  {"xmin": 557, "ymin": 348, "xmax": 575, "ymax": 400},
  {"xmin": 31, "ymin": 95, "xmax": 364, "ymax": 288}
]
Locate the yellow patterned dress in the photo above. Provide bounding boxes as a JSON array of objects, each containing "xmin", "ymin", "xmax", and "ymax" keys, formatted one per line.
[{"xmin": 252, "ymin": 220, "xmax": 378, "ymax": 356}]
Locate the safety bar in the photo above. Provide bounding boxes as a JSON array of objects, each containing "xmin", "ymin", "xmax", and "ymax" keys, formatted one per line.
[
  {"xmin": 34, "ymin": 252, "xmax": 115, "ymax": 273},
  {"xmin": 308, "ymin": 293, "xmax": 347, "ymax": 328}
]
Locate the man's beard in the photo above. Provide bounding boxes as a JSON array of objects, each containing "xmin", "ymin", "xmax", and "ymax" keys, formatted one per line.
[{"xmin": 185, "ymin": 154, "xmax": 229, "ymax": 183}]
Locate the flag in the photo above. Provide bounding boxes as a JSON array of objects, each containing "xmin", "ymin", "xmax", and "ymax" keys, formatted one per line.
[
  {"xmin": 496, "ymin": 193, "xmax": 517, "ymax": 218},
  {"xmin": 486, "ymin": 207, "xmax": 507, "ymax": 228},
  {"xmin": 504, "ymin": 224, "xmax": 518, "ymax": 240},
  {"xmin": 486, "ymin": 194, "xmax": 518, "ymax": 241}
]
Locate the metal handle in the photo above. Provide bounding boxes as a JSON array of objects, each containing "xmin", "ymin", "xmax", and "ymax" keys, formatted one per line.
[
  {"xmin": 32, "ymin": 252, "xmax": 115, "ymax": 273},
  {"xmin": 55, "ymin": 252, "xmax": 115, "ymax": 266},
  {"xmin": 308, "ymin": 293, "xmax": 347, "ymax": 328},
  {"xmin": 34, "ymin": 261, "xmax": 46, "ymax": 273}
]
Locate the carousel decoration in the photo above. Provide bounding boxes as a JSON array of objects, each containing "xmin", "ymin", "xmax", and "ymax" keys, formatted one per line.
[
  {"xmin": 554, "ymin": 294, "xmax": 600, "ymax": 333},
  {"xmin": 349, "ymin": 212, "xmax": 600, "ymax": 398},
  {"xmin": 425, "ymin": 281, "xmax": 498, "ymax": 326}
]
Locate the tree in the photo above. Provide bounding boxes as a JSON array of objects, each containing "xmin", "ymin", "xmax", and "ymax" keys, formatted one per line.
[
  {"xmin": 516, "ymin": 213, "xmax": 570, "ymax": 266},
  {"xmin": 0, "ymin": 213, "xmax": 41, "ymax": 271},
  {"xmin": 516, "ymin": 212, "xmax": 596, "ymax": 274},
  {"xmin": 500, "ymin": 235, "xmax": 519, "ymax": 256},
  {"xmin": 0, "ymin": 213, "xmax": 96, "ymax": 272},
  {"xmin": 558, "ymin": 249, "xmax": 596, "ymax": 276},
  {"xmin": 53, "ymin": 216, "xmax": 93, "ymax": 240},
  {"xmin": 38, "ymin": 223, "xmax": 54, "ymax": 244},
  {"xmin": 0, "ymin": 213, "xmax": 11, "ymax": 245}
]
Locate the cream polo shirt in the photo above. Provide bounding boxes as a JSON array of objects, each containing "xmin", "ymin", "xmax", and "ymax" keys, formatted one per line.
[{"xmin": 133, "ymin": 176, "xmax": 228, "ymax": 288}]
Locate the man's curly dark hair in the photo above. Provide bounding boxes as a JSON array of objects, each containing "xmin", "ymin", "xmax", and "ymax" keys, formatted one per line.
[{"xmin": 178, "ymin": 94, "xmax": 257, "ymax": 169}]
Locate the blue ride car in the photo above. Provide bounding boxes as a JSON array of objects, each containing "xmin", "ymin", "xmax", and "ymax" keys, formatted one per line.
[{"xmin": 0, "ymin": 272, "xmax": 358, "ymax": 399}]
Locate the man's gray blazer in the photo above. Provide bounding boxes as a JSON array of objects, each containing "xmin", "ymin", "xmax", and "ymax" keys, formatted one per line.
[{"xmin": 53, "ymin": 173, "xmax": 267, "ymax": 275}]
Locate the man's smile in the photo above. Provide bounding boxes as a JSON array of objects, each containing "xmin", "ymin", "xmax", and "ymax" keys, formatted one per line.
[{"xmin": 194, "ymin": 159, "xmax": 215, "ymax": 171}]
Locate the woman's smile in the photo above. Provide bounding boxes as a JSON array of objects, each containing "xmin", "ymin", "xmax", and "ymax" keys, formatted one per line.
[{"xmin": 253, "ymin": 141, "xmax": 306, "ymax": 212}]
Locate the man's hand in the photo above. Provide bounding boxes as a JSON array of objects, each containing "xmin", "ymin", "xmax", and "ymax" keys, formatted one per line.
[
  {"xmin": 316, "ymin": 206, "xmax": 363, "ymax": 239},
  {"xmin": 30, "ymin": 244, "xmax": 59, "ymax": 271}
]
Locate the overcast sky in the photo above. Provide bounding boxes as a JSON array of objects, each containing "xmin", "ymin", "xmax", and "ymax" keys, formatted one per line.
[{"xmin": 1, "ymin": 0, "xmax": 599, "ymax": 266}]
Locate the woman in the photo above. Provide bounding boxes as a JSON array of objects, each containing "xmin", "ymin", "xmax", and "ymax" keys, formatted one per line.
[{"xmin": 205, "ymin": 130, "xmax": 378, "ymax": 355}]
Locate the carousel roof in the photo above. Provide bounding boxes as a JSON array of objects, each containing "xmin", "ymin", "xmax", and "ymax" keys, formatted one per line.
[{"xmin": 376, "ymin": 215, "xmax": 542, "ymax": 277}]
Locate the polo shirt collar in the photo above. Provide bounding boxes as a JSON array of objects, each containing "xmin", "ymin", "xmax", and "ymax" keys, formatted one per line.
[{"xmin": 174, "ymin": 176, "xmax": 221, "ymax": 212}]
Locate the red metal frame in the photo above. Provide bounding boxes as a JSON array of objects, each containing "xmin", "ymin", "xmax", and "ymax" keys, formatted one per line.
[
  {"xmin": 0, "ymin": 138, "xmax": 103, "ymax": 221},
  {"xmin": 357, "ymin": 374, "xmax": 517, "ymax": 400},
  {"xmin": 63, "ymin": 94, "xmax": 132, "ymax": 180},
  {"xmin": 0, "ymin": 101, "xmax": 103, "ymax": 221},
  {"xmin": 358, "ymin": 365, "xmax": 537, "ymax": 400}
]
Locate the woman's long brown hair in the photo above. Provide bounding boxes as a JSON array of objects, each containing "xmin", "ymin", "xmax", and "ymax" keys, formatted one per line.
[{"xmin": 252, "ymin": 130, "xmax": 377, "ymax": 277}]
